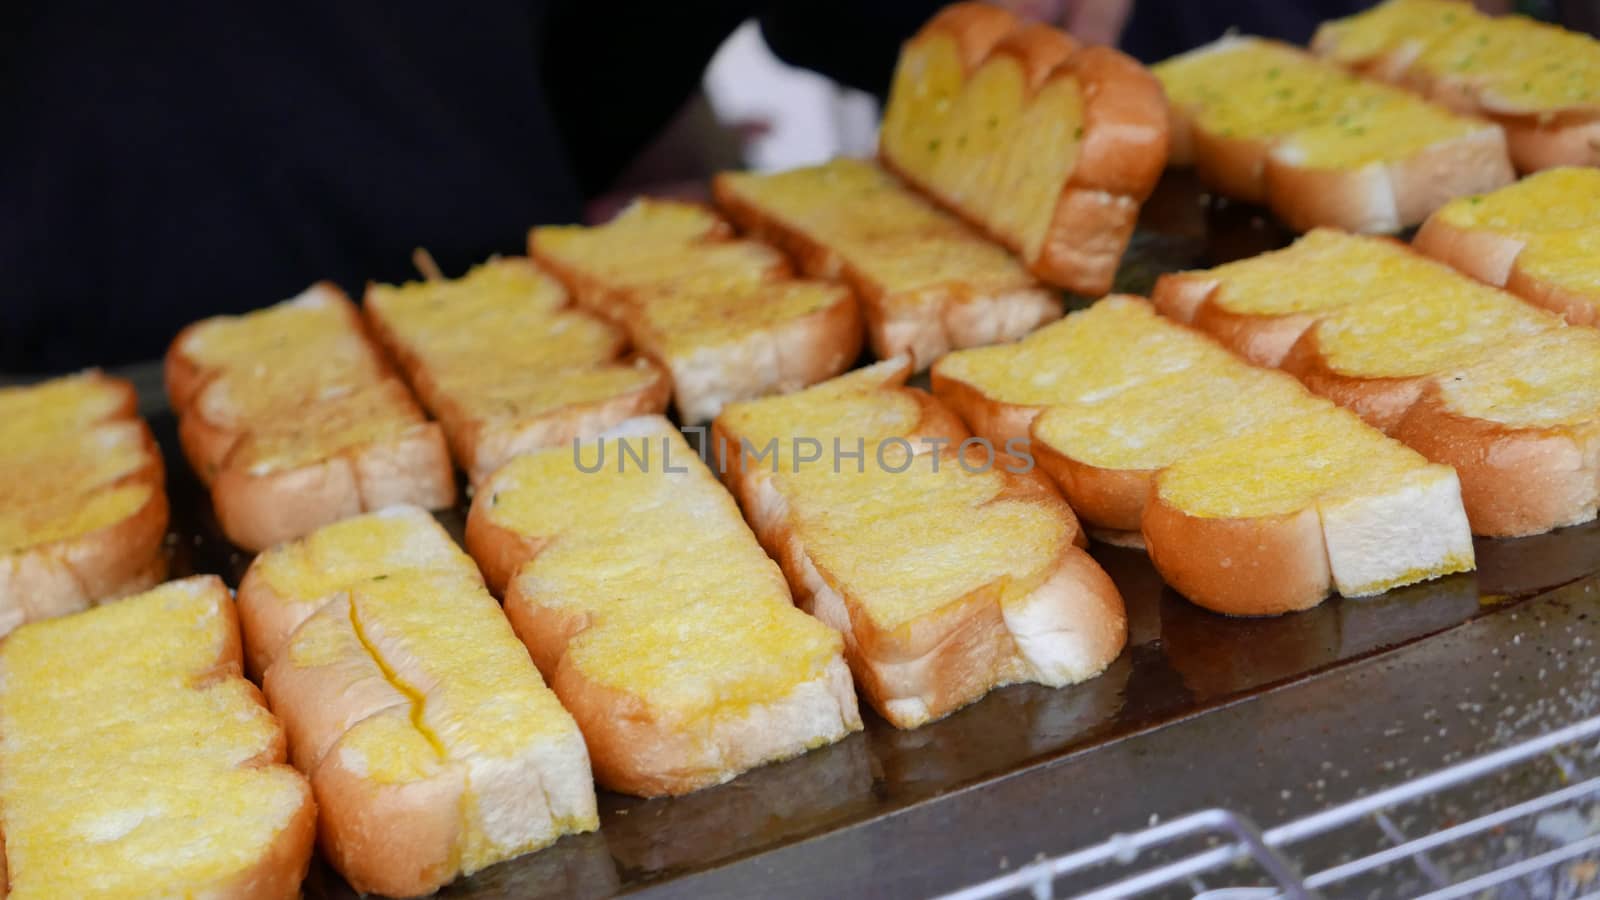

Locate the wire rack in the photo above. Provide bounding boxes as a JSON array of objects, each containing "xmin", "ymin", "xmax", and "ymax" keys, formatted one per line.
[{"xmin": 941, "ymin": 715, "xmax": 1600, "ymax": 900}]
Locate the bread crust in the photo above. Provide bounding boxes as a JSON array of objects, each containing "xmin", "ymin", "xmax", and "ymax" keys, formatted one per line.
[
  {"xmin": 212, "ymin": 419, "xmax": 455, "ymax": 553},
  {"xmin": 311, "ymin": 734, "xmax": 465, "ymax": 897},
  {"xmin": 1411, "ymin": 213, "xmax": 1527, "ymax": 288},
  {"xmin": 1394, "ymin": 387, "xmax": 1600, "ymax": 537},
  {"xmin": 1031, "ymin": 435, "xmax": 1152, "ymax": 532},
  {"xmin": 913, "ymin": 1, "xmax": 1023, "ymax": 72},
  {"xmin": 1502, "ymin": 115, "xmax": 1600, "ymax": 172},
  {"xmin": 1506, "ymin": 261, "xmax": 1600, "ymax": 327},
  {"xmin": 884, "ymin": 11, "xmax": 1168, "ymax": 295},
  {"xmin": 1143, "ymin": 490, "xmax": 1334, "ymax": 616},
  {"xmin": 927, "ymin": 363, "xmax": 1047, "ymax": 447},
  {"xmin": 1277, "ymin": 330, "xmax": 1428, "ymax": 433}
]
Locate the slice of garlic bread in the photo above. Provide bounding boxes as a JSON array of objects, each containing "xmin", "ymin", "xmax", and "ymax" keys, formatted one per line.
[
  {"xmin": 1155, "ymin": 35, "xmax": 1513, "ymax": 232},
  {"xmin": 1395, "ymin": 327, "xmax": 1600, "ymax": 536},
  {"xmin": 530, "ymin": 201, "xmax": 861, "ymax": 422},
  {"xmin": 165, "ymin": 284, "xmax": 454, "ymax": 550},
  {"xmin": 238, "ymin": 506, "xmax": 597, "ymax": 896},
  {"xmin": 879, "ymin": 3, "xmax": 1168, "ymax": 294},
  {"xmin": 0, "ymin": 576, "xmax": 315, "ymax": 899},
  {"xmin": 366, "ymin": 258, "xmax": 671, "ymax": 483},
  {"xmin": 714, "ymin": 158, "xmax": 1060, "ymax": 370},
  {"xmin": 1414, "ymin": 168, "xmax": 1600, "ymax": 325},
  {"xmin": 1314, "ymin": 0, "xmax": 1600, "ymax": 171},
  {"xmin": 0, "ymin": 372, "xmax": 168, "ymax": 635},
  {"xmin": 934, "ymin": 296, "xmax": 1474, "ymax": 615},
  {"xmin": 1157, "ymin": 230, "xmax": 1596, "ymax": 536},
  {"xmin": 466, "ymin": 417, "xmax": 861, "ymax": 793},
  {"xmin": 714, "ymin": 365, "xmax": 1122, "ymax": 727}
]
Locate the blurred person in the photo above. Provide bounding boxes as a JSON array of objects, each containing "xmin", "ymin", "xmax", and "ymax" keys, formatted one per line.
[{"xmin": 0, "ymin": 0, "xmax": 946, "ymax": 374}]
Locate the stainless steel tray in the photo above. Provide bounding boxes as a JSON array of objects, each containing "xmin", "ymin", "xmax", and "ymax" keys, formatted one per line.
[{"xmin": 115, "ymin": 173, "xmax": 1600, "ymax": 898}]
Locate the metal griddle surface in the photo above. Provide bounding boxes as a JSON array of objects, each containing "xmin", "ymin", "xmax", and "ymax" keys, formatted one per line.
[{"xmin": 112, "ymin": 173, "xmax": 1600, "ymax": 898}]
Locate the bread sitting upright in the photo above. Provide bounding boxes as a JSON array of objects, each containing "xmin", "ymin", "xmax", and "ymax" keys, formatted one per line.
[
  {"xmin": 529, "ymin": 201, "xmax": 861, "ymax": 423},
  {"xmin": 236, "ymin": 506, "xmax": 597, "ymax": 896},
  {"xmin": 0, "ymin": 575, "xmax": 315, "ymax": 899},
  {"xmin": 714, "ymin": 158, "xmax": 1061, "ymax": 371},
  {"xmin": 1313, "ymin": 0, "xmax": 1600, "ymax": 171},
  {"xmin": 879, "ymin": 2, "xmax": 1169, "ymax": 296},
  {"xmin": 933, "ymin": 296, "xmax": 1475, "ymax": 616},
  {"xmin": 1413, "ymin": 167, "xmax": 1600, "ymax": 326},
  {"xmin": 366, "ymin": 257, "xmax": 671, "ymax": 484},
  {"xmin": 0, "ymin": 372, "xmax": 168, "ymax": 637},
  {"xmin": 466, "ymin": 416, "xmax": 861, "ymax": 795},
  {"xmin": 165, "ymin": 284, "xmax": 455, "ymax": 551},
  {"xmin": 1154, "ymin": 35, "xmax": 1513, "ymax": 233},
  {"xmin": 1153, "ymin": 229, "xmax": 1600, "ymax": 537},
  {"xmin": 712, "ymin": 360, "xmax": 1126, "ymax": 727}
]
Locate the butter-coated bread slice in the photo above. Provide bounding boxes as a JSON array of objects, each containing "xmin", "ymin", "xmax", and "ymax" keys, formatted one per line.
[
  {"xmin": 0, "ymin": 372, "xmax": 169, "ymax": 636},
  {"xmin": 0, "ymin": 575, "xmax": 315, "ymax": 899},
  {"xmin": 714, "ymin": 159, "xmax": 1060, "ymax": 370},
  {"xmin": 1154, "ymin": 230, "xmax": 1596, "ymax": 536},
  {"xmin": 713, "ymin": 362, "xmax": 1123, "ymax": 727},
  {"xmin": 366, "ymin": 258, "xmax": 671, "ymax": 483},
  {"xmin": 931, "ymin": 294, "xmax": 1236, "ymax": 445},
  {"xmin": 466, "ymin": 417, "xmax": 861, "ymax": 794},
  {"xmin": 1414, "ymin": 167, "xmax": 1600, "ymax": 325},
  {"xmin": 237, "ymin": 506, "xmax": 597, "ymax": 896},
  {"xmin": 530, "ymin": 201, "xmax": 861, "ymax": 423},
  {"xmin": 165, "ymin": 284, "xmax": 454, "ymax": 550},
  {"xmin": 1154, "ymin": 35, "xmax": 1513, "ymax": 232},
  {"xmin": 880, "ymin": 3, "xmax": 1169, "ymax": 295},
  {"xmin": 934, "ymin": 296, "xmax": 1474, "ymax": 615},
  {"xmin": 1313, "ymin": 0, "xmax": 1600, "ymax": 171},
  {"xmin": 1395, "ymin": 327, "xmax": 1600, "ymax": 536}
]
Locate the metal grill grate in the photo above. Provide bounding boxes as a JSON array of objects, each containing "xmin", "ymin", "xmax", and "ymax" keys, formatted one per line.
[{"xmin": 941, "ymin": 716, "xmax": 1600, "ymax": 900}]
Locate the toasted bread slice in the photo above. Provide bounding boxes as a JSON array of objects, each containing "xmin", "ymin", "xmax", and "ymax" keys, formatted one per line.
[
  {"xmin": 1155, "ymin": 230, "xmax": 1600, "ymax": 536},
  {"xmin": 714, "ymin": 159, "xmax": 1060, "ymax": 370},
  {"xmin": 0, "ymin": 576, "xmax": 315, "ymax": 899},
  {"xmin": 0, "ymin": 372, "xmax": 169, "ymax": 636},
  {"xmin": 1147, "ymin": 407, "xmax": 1473, "ymax": 613},
  {"xmin": 1395, "ymin": 327, "xmax": 1600, "ymax": 536},
  {"xmin": 1158, "ymin": 229, "xmax": 1560, "ymax": 430},
  {"xmin": 933, "ymin": 296, "xmax": 1474, "ymax": 615},
  {"xmin": 366, "ymin": 258, "xmax": 671, "ymax": 483},
  {"xmin": 880, "ymin": 4, "xmax": 1168, "ymax": 294},
  {"xmin": 1154, "ymin": 36, "xmax": 1513, "ymax": 232},
  {"xmin": 1313, "ymin": 0, "xmax": 1600, "ymax": 171},
  {"xmin": 466, "ymin": 417, "xmax": 861, "ymax": 794},
  {"xmin": 931, "ymin": 294, "xmax": 1237, "ymax": 445},
  {"xmin": 530, "ymin": 201, "xmax": 861, "ymax": 422},
  {"xmin": 713, "ymin": 364, "xmax": 1122, "ymax": 727},
  {"xmin": 1029, "ymin": 364, "xmax": 1311, "ymax": 532},
  {"xmin": 238, "ymin": 506, "xmax": 597, "ymax": 895},
  {"xmin": 166, "ymin": 285, "xmax": 454, "ymax": 550},
  {"xmin": 1414, "ymin": 167, "xmax": 1600, "ymax": 325}
]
